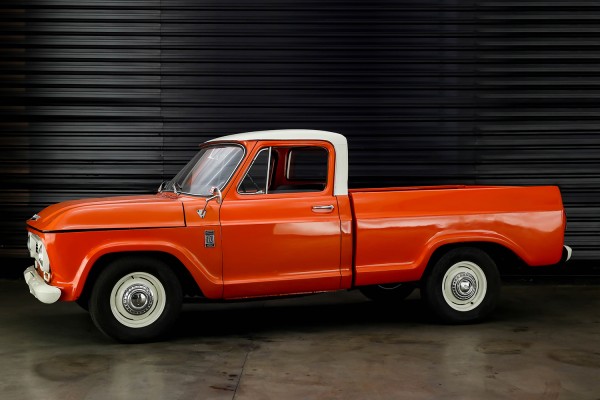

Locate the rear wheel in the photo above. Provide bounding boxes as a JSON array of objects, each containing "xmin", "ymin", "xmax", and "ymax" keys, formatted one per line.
[
  {"xmin": 89, "ymin": 256, "xmax": 182, "ymax": 342},
  {"xmin": 422, "ymin": 247, "xmax": 500, "ymax": 323},
  {"xmin": 359, "ymin": 283, "xmax": 415, "ymax": 302}
]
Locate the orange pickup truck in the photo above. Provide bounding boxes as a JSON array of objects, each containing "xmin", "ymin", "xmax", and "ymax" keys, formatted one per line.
[{"xmin": 24, "ymin": 130, "xmax": 571, "ymax": 342}]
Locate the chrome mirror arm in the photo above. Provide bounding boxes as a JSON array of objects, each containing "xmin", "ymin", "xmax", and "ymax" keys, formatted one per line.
[{"xmin": 197, "ymin": 187, "xmax": 222, "ymax": 218}]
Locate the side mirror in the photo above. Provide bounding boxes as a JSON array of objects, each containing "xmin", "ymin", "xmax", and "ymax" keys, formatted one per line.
[
  {"xmin": 157, "ymin": 180, "xmax": 167, "ymax": 193},
  {"xmin": 209, "ymin": 186, "xmax": 222, "ymax": 204},
  {"xmin": 197, "ymin": 186, "xmax": 222, "ymax": 219}
]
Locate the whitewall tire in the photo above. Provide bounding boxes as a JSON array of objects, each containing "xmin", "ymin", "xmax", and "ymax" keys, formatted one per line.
[
  {"xmin": 423, "ymin": 247, "xmax": 500, "ymax": 323},
  {"xmin": 89, "ymin": 256, "xmax": 182, "ymax": 342}
]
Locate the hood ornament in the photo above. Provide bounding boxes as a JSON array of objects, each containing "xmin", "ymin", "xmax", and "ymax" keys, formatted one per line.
[{"xmin": 30, "ymin": 214, "xmax": 41, "ymax": 221}]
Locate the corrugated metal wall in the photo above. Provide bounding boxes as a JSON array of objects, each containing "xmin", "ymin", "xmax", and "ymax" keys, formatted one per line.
[{"xmin": 1, "ymin": 1, "xmax": 599, "ymax": 262}]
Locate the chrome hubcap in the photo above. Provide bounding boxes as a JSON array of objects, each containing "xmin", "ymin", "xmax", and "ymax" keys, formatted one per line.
[
  {"xmin": 110, "ymin": 272, "xmax": 166, "ymax": 328},
  {"xmin": 122, "ymin": 284, "xmax": 154, "ymax": 315},
  {"xmin": 451, "ymin": 272, "xmax": 477, "ymax": 301},
  {"xmin": 442, "ymin": 261, "xmax": 488, "ymax": 312}
]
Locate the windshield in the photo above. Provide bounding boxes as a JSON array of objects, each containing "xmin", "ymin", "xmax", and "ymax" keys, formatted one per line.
[{"xmin": 168, "ymin": 144, "xmax": 245, "ymax": 196}]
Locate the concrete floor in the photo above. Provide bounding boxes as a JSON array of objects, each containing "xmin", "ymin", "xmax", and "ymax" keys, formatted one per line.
[{"xmin": 0, "ymin": 280, "xmax": 599, "ymax": 400}]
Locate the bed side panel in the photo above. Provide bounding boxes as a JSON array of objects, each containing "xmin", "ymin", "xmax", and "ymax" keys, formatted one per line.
[{"xmin": 350, "ymin": 186, "xmax": 565, "ymax": 286}]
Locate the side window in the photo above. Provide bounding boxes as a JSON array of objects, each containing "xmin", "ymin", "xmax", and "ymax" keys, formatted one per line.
[
  {"xmin": 286, "ymin": 147, "xmax": 328, "ymax": 181},
  {"xmin": 238, "ymin": 145, "xmax": 328, "ymax": 195},
  {"xmin": 238, "ymin": 148, "xmax": 270, "ymax": 194}
]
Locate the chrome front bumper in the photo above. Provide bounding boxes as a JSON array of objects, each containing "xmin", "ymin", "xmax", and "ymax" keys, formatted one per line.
[
  {"xmin": 24, "ymin": 266, "xmax": 61, "ymax": 304},
  {"xmin": 563, "ymin": 245, "xmax": 573, "ymax": 262}
]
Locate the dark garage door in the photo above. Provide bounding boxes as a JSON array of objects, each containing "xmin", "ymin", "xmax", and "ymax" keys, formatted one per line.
[{"xmin": 1, "ymin": 1, "xmax": 599, "ymax": 266}]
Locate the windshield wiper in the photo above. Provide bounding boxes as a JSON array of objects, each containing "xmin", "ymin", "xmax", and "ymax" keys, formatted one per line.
[
  {"xmin": 172, "ymin": 182, "xmax": 182, "ymax": 195},
  {"xmin": 157, "ymin": 180, "xmax": 168, "ymax": 193},
  {"xmin": 158, "ymin": 180, "xmax": 182, "ymax": 195}
]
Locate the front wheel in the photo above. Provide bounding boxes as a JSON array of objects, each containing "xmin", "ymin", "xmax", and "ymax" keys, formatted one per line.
[
  {"xmin": 422, "ymin": 247, "xmax": 500, "ymax": 323},
  {"xmin": 89, "ymin": 256, "xmax": 182, "ymax": 342}
]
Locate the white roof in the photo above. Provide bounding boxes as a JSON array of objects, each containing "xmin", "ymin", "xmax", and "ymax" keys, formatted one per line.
[{"xmin": 209, "ymin": 129, "xmax": 348, "ymax": 196}]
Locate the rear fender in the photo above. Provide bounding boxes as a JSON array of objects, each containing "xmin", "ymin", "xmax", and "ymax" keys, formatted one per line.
[{"xmin": 423, "ymin": 231, "xmax": 528, "ymax": 270}]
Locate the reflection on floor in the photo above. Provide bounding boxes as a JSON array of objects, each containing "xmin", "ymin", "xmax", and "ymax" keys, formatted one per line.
[{"xmin": 1, "ymin": 280, "xmax": 599, "ymax": 399}]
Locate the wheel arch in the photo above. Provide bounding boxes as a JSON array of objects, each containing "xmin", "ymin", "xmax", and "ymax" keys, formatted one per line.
[
  {"xmin": 422, "ymin": 241, "xmax": 526, "ymax": 280},
  {"xmin": 77, "ymin": 251, "xmax": 204, "ymax": 305}
]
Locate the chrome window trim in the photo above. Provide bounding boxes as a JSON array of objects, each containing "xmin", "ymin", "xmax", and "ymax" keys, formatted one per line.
[
  {"xmin": 237, "ymin": 145, "xmax": 331, "ymax": 197},
  {"xmin": 286, "ymin": 149, "xmax": 293, "ymax": 180},
  {"xmin": 237, "ymin": 147, "xmax": 271, "ymax": 196},
  {"xmin": 176, "ymin": 143, "xmax": 246, "ymax": 198},
  {"xmin": 208, "ymin": 130, "xmax": 348, "ymax": 196},
  {"xmin": 265, "ymin": 147, "xmax": 272, "ymax": 194}
]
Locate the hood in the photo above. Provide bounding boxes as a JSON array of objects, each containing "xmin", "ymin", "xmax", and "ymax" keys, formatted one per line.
[{"xmin": 27, "ymin": 194, "xmax": 185, "ymax": 232}]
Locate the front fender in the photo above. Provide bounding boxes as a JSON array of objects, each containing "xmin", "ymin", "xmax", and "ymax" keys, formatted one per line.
[{"xmin": 46, "ymin": 228, "xmax": 223, "ymax": 301}]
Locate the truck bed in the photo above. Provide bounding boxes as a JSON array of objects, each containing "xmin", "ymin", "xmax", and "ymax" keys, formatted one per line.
[{"xmin": 348, "ymin": 185, "xmax": 566, "ymax": 286}]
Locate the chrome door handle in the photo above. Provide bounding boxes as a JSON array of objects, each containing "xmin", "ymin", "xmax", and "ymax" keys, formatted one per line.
[{"xmin": 312, "ymin": 205, "xmax": 334, "ymax": 212}]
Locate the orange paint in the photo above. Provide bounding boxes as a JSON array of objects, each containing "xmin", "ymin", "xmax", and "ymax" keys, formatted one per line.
[
  {"xmin": 349, "ymin": 186, "xmax": 565, "ymax": 286},
  {"xmin": 26, "ymin": 137, "xmax": 567, "ymax": 302}
]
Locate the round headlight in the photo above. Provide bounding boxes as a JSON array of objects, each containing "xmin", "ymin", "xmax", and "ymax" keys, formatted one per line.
[{"xmin": 27, "ymin": 233, "xmax": 35, "ymax": 257}]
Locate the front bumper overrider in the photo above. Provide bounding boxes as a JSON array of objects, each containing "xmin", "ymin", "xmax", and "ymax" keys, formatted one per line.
[{"xmin": 24, "ymin": 266, "xmax": 61, "ymax": 304}]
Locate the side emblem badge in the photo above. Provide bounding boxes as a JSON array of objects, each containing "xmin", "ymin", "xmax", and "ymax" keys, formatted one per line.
[{"xmin": 204, "ymin": 230, "xmax": 215, "ymax": 248}]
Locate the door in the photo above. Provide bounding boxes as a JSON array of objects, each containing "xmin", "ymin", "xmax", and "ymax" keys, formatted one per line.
[{"xmin": 220, "ymin": 142, "xmax": 342, "ymax": 298}]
